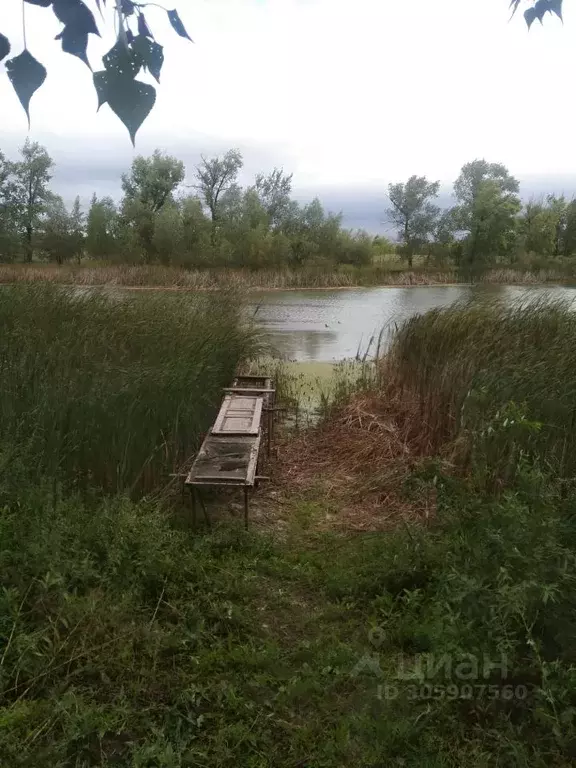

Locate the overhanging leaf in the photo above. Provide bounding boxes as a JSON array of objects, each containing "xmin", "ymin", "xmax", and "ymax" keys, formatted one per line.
[
  {"xmin": 132, "ymin": 35, "xmax": 164, "ymax": 82},
  {"xmin": 167, "ymin": 9, "xmax": 193, "ymax": 42},
  {"xmin": 121, "ymin": 0, "xmax": 135, "ymax": 15},
  {"xmin": 137, "ymin": 12, "xmax": 152, "ymax": 39},
  {"xmin": 534, "ymin": 0, "xmax": 551, "ymax": 21},
  {"xmin": 548, "ymin": 0, "xmax": 563, "ymax": 19},
  {"xmin": 25, "ymin": 0, "xmax": 53, "ymax": 6},
  {"xmin": 52, "ymin": 0, "xmax": 99, "ymax": 36},
  {"xmin": 93, "ymin": 70, "xmax": 109, "ymax": 109},
  {"xmin": 58, "ymin": 24, "xmax": 91, "ymax": 68},
  {"xmin": 106, "ymin": 77, "xmax": 156, "ymax": 145},
  {"xmin": 103, "ymin": 40, "xmax": 142, "ymax": 79},
  {"xmin": 0, "ymin": 33, "xmax": 10, "ymax": 62},
  {"xmin": 5, "ymin": 49, "xmax": 47, "ymax": 126},
  {"xmin": 524, "ymin": 6, "xmax": 538, "ymax": 27}
]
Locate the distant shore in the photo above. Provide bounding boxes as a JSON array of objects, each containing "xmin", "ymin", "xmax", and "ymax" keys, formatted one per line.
[{"xmin": 0, "ymin": 263, "xmax": 572, "ymax": 291}]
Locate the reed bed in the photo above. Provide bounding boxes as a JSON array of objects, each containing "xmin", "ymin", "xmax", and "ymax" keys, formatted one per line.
[
  {"xmin": 0, "ymin": 284, "xmax": 260, "ymax": 495},
  {"xmin": 1, "ymin": 263, "xmax": 568, "ymax": 290},
  {"xmin": 386, "ymin": 295, "xmax": 576, "ymax": 481}
]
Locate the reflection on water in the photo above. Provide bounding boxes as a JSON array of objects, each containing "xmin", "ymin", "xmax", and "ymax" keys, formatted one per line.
[{"xmin": 249, "ymin": 284, "xmax": 576, "ymax": 362}]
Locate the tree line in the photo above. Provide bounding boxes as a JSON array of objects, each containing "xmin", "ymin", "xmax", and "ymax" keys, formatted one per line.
[
  {"xmin": 387, "ymin": 161, "xmax": 576, "ymax": 270},
  {"xmin": 1, "ymin": 141, "xmax": 576, "ymax": 270},
  {"xmin": 0, "ymin": 141, "xmax": 381, "ymax": 269}
]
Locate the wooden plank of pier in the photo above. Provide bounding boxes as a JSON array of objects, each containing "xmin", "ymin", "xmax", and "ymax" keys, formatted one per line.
[{"xmin": 185, "ymin": 380, "xmax": 274, "ymax": 529}]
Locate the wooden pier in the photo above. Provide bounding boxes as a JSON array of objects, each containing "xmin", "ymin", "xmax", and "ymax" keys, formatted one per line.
[{"xmin": 185, "ymin": 375, "xmax": 275, "ymax": 528}]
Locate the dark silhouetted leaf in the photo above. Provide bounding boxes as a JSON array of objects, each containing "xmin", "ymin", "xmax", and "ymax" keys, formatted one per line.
[
  {"xmin": 126, "ymin": 28, "xmax": 135, "ymax": 44},
  {"xmin": 93, "ymin": 69, "xmax": 109, "ymax": 109},
  {"xmin": 106, "ymin": 77, "xmax": 156, "ymax": 145},
  {"xmin": 167, "ymin": 9, "xmax": 193, "ymax": 42},
  {"xmin": 548, "ymin": 0, "xmax": 563, "ymax": 19},
  {"xmin": 121, "ymin": 0, "xmax": 135, "ymax": 15},
  {"xmin": 5, "ymin": 49, "xmax": 47, "ymax": 126},
  {"xmin": 52, "ymin": 0, "xmax": 99, "ymax": 36},
  {"xmin": 103, "ymin": 40, "xmax": 142, "ymax": 79},
  {"xmin": 534, "ymin": 0, "xmax": 552, "ymax": 22},
  {"xmin": 524, "ymin": 6, "xmax": 537, "ymax": 27},
  {"xmin": 0, "ymin": 33, "xmax": 10, "ymax": 63},
  {"xmin": 59, "ymin": 24, "xmax": 91, "ymax": 68},
  {"xmin": 25, "ymin": 0, "xmax": 53, "ymax": 6},
  {"xmin": 132, "ymin": 34, "xmax": 164, "ymax": 82},
  {"xmin": 137, "ymin": 12, "xmax": 152, "ymax": 39}
]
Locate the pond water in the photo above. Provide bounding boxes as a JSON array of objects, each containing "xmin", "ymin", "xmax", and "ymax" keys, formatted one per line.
[{"xmin": 249, "ymin": 284, "xmax": 576, "ymax": 362}]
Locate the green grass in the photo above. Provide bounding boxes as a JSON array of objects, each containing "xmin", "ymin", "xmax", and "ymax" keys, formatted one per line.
[
  {"xmin": 2, "ymin": 471, "xmax": 575, "ymax": 766},
  {"xmin": 0, "ymin": 284, "xmax": 260, "ymax": 494},
  {"xmin": 2, "ymin": 289, "xmax": 576, "ymax": 765}
]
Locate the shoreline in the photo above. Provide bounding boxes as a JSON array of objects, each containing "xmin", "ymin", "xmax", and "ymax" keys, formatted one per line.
[{"xmin": 0, "ymin": 280, "xmax": 571, "ymax": 292}]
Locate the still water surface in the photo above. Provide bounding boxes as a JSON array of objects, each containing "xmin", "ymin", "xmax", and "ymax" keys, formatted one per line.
[{"xmin": 250, "ymin": 284, "xmax": 576, "ymax": 362}]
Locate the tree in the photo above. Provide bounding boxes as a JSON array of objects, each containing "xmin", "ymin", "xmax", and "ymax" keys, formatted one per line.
[
  {"xmin": 563, "ymin": 200, "xmax": 576, "ymax": 257},
  {"xmin": 0, "ymin": 150, "xmax": 18, "ymax": 260},
  {"xmin": 1, "ymin": 2, "xmax": 192, "ymax": 144},
  {"xmin": 121, "ymin": 150, "xmax": 185, "ymax": 214},
  {"xmin": 120, "ymin": 150, "xmax": 185, "ymax": 259},
  {"xmin": 254, "ymin": 169, "xmax": 294, "ymax": 230},
  {"xmin": 387, "ymin": 176, "xmax": 440, "ymax": 268},
  {"xmin": 12, "ymin": 139, "xmax": 53, "ymax": 262},
  {"xmin": 194, "ymin": 150, "xmax": 243, "ymax": 244},
  {"xmin": 86, "ymin": 195, "xmax": 118, "ymax": 260},
  {"xmin": 546, "ymin": 194, "xmax": 568, "ymax": 257},
  {"xmin": 180, "ymin": 196, "xmax": 212, "ymax": 266},
  {"xmin": 69, "ymin": 196, "xmax": 86, "ymax": 262},
  {"xmin": 40, "ymin": 194, "xmax": 75, "ymax": 264},
  {"xmin": 453, "ymin": 160, "xmax": 520, "ymax": 265}
]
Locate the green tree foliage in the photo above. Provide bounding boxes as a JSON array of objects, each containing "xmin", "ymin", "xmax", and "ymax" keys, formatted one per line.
[
  {"xmin": 120, "ymin": 150, "xmax": 184, "ymax": 260},
  {"xmin": 0, "ymin": 149, "xmax": 19, "ymax": 260},
  {"xmin": 387, "ymin": 176, "xmax": 440, "ymax": 268},
  {"xmin": 254, "ymin": 168, "xmax": 294, "ymax": 230},
  {"xmin": 194, "ymin": 150, "xmax": 244, "ymax": 244},
  {"xmin": 40, "ymin": 194, "xmax": 85, "ymax": 264},
  {"xmin": 6, "ymin": 140, "xmax": 576, "ymax": 271},
  {"xmin": 453, "ymin": 160, "xmax": 521, "ymax": 266},
  {"xmin": 121, "ymin": 150, "xmax": 185, "ymax": 214},
  {"xmin": 11, "ymin": 139, "xmax": 54, "ymax": 262},
  {"xmin": 1, "ymin": 1, "xmax": 192, "ymax": 143},
  {"xmin": 86, "ymin": 194, "xmax": 118, "ymax": 260}
]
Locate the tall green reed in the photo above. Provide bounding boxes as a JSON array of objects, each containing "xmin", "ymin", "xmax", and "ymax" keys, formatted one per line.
[
  {"xmin": 0, "ymin": 285, "xmax": 260, "ymax": 495},
  {"xmin": 387, "ymin": 295, "xmax": 576, "ymax": 481}
]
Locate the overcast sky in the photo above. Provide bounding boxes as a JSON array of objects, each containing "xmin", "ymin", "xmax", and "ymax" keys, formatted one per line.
[{"xmin": 1, "ymin": 0, "xmax": 575, "ymax": 230}]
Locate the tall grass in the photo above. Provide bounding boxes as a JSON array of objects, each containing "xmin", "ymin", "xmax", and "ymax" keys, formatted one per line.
[
  {"xmin": 1, "ymin": 263, "xmax": 570, "ymax": 289},
  {"xmin": 387, "ymin": 295, "xmax": 576, "ymax": 480},
  {"xmin": 0, "ymin": 285, "xmax": 260, "ymax": 494}
]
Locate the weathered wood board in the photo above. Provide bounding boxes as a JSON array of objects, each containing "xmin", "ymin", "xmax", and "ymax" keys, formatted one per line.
[
  {"xmin": 185, "ymin": 434, "xmax": 261, "ymax": 486},
  {"xmin": 211, "ymin": 394, "xmax": 264, "ymax": 436}
]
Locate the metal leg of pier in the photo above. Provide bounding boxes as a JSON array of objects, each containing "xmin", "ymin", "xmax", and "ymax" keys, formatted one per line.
[
  {"xmin": 189, "ymin": 486, "xmax": 197, "ymax": 528},
  {"xmin": 244, "ymin": 486, "xmax": 249, "ymax": 530},
  {"xmin": 198, "ymin": 489, "xmax": 211, "ymax": 527}
]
